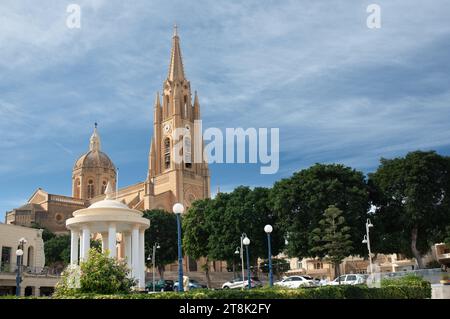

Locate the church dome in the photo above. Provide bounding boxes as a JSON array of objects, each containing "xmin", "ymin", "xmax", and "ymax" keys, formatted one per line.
[
  {"xmin": 73, "ymin": 124, "xmax": 115, "ymax": 171},
  {"xmin": 74, "ymin": 150, "xmax": 115, "ymax": 170}
]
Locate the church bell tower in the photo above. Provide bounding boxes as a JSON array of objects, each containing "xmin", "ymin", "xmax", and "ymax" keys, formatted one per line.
[{"xmin": 144, "ymin": 26, "xmax": 210, "ymax": 211}]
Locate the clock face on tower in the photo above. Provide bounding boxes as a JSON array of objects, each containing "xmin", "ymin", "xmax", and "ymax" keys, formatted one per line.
[{"xmin": 164, "ymin": 123, "xmax": 171, "ymax": 134}]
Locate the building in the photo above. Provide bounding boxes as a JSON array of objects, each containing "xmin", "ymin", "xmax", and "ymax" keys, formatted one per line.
[
  {"xmin": 4, "ymin": 26, "xmax": 216, "ymax": 276},
  {"xmin": 5, "ymin": 27, "xmax": 210, "ymax": 232},
  {"xmin": 435, "ymin": 243, "xmax": 450, "ymax": 267},
  {"xmin": 0, "ymin": 223, "xmax": 58, "ymax": 296}
]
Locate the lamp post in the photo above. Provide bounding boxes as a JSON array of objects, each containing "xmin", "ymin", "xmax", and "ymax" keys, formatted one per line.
[
  {"xmin": 16, "ymin": 237, "xmax": 27, "ymax": 297},
  {"xmin": 243, "ymin": 235, "xmax": 251, "ymax": 289},
  {"xmin": 264, "ymin": 224, "xmax": 273, "ymax": 287},
  {"xmin": 362, "ymin": 218, "xmax": 374, "ymax": 274},
  {"xmin": 239, "ymin": 233, "xmax": 247, "ymax": 288},
  {"xmin": 173, "ymin": 203, "xmax": 184, "ymax": 292},
  {"xmin": 234, "ymin": 247, "xmax": 240, "ymax": 278},
  {"xmin": 147, "ymin": 243, "xmax": 160, "ymax": 292}
]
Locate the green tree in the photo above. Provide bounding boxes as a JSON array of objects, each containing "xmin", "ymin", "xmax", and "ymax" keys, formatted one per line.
[
  {"xmin": 310, "ymin": 205, "xmax": 353, "ymax": 279},
  {"xmin": 369, "ymin": 151, "xmax": 450, "ymax": 268},
  {"xmin": 206, "ymin": 187, "xmax": 284, "ymax": 273},
  {"xmin": 183, "ymin": 199, "xmax": 213, "ymax": 287},
  {"xmin": 183, "ymin": 187, "xmax": 284, "ymax": 281},
  {"xmin": 44, "ymin": 235, "xmax": 71, "ymax": 267},
  {"xmin": 55, "ymin": 248, "xmax": 135, "ymax": 296},
  {"xmin": 270, "ymin": 164, "xmax": 369, "ymax": 260},
  {"xmin": 142, "ymin": 209, "xmax": 178, "ymax": 279},
  {"xmin": 45, "ymin": 235, "xmax": 101, "ymax": 268}
]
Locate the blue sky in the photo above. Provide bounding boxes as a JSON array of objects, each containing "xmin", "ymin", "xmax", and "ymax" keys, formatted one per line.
[{"xmin": 1, "ymin": 0, "xmax": 450, "ymax": 221}]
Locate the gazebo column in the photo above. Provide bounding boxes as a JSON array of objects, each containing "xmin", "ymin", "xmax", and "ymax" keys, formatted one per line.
[
  {"xmin": 124, "ymin": 232, "xmax": 132, "ymax": 271},
  {"xmin": 132, "ymin": 226, "xmax": 139, "ymax": 284},
  {"xmin": 101, "ymin": 232, "xmax": 109, "ymax": 253},
  {"xmin": 70, "ymin": 230, "xmax": 79, "ymax": 265},
  {"xmin": 108, "ymin": 223, "xmax": 117, "ymax": 258},
  {"xmin": 81, "ymin": 226, "xmax": 90, "ymax": 261},
  {"xmin": 139, "ymin": 229, "xmax": 145, "ymax": 288}
]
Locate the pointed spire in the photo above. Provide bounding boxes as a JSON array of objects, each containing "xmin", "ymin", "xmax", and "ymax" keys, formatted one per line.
[
  {"xmin": 193, "ymin": 91, "xmax": 200, "ymax": 120},
  {"xmin": 193, "ymin": 90, "xmax": 199, "ymax": 106},
  {"xmin": 167, "ymin": 25, "xmax": 185, "ymax": 81},
  {"xmin": 89, "ymin": 122, "xmax": 101, "ymax": 151},
  {"xmin": 105, "ymin": 181, "xmax": 114, "ymax": 199},
  {"xmin": 154, "ymin": 91, "xmax": 161, "ymax": 108},
  {"xmin": 149, "ymin": 138, "xmax": 156, "ymax": 177}
]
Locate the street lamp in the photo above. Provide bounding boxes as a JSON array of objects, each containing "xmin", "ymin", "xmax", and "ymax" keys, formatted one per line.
[
  {"xmin": 16, "ymin": 237, "xmax": 27, "ymax": 296},
  {"xmin": 173, "ymin": 203, "xmax": 184, "ymax": 292},
  {"xmin": 239, "ymin": 233, "xmax": 247, "ymax": 289},
  {"xmin": 264, "ymin": 224, "xmax": 273, "ymax": 287},
  {"xmin": 362, "ymin": 218, "xmax": 374, "ymax": 274},
  {"xmin": 243, "ymin": 235, "xmax": 251, "ymax": 289},
  {"xmin": 147, "ymin": 243, "xmax": 160, "ymax": 292},
  {"xmin": 152, "ymin": 243, "xmax": 160, "ymax": 292}
]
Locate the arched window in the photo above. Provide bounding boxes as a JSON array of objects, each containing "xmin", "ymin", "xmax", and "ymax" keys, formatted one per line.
[
  {"xmin": 184, "ymin": 136, "xmax": 192, "ymax": 168},
  {"xmin": 101, "ymin": 180, "xmax": 108, "ymax": 194},
  {"xmin": 165, "ymin": 95, "xmax": 170, "ymax": 117},
  {"xmin": 27, "ymin": 246, "xmax": 34, "ymax": 267},
  {"xmin": 74, "ymin": 178, "xmax": 81, "ymax": 198},
  {"xmin": 87, "ymin": 179, "xmax": 95, "ymax": 199},
  {"xmin": 164, "ymin": 138, "xmax": 171, "ymax": 169},
  {"xmin": 183, "ymin": 95, "xmax": 188, "ymax": 118}
]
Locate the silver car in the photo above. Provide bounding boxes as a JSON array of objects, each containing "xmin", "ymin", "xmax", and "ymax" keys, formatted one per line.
[
  {"xmin": 328, "ymin": 274, "xmax": 366, "ymax": 285},
  {"xmin": 222, "ymin": 277, "xmax": 262, "ymax": 289}
]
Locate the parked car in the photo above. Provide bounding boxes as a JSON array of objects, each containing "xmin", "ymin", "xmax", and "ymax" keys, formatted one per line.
[
  {"xmin": 328, "ymin": 274, "xmax": 366, "ymax": 285},
  {"xmin": 222, "ymin": 277, "xmax": 262, "ymax": 289},
  {"xmin": 274, "ymin": 275, "xmax": 316, "ymax": 288},
  {"xmin": 173, "ymin": 279, "xmax": 207, "ymax": 291},
  {"xmin": 145, "ymin": 279, "xmax": 174, "ymax": 292}
]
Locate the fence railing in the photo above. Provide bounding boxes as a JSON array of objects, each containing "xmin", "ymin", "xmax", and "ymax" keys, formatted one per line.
[
  {"xmin": 377, "ymin": 268, "xmax": 446, "ymax": 284},
  {"xmin": 0, "ymin": 263, "xmax": 62, "ymax": 277}
]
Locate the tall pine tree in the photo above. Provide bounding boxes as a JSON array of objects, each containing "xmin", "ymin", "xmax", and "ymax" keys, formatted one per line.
[{"xmin": 310, "ymin": 205, "xmax": 353, "ymax": 280}]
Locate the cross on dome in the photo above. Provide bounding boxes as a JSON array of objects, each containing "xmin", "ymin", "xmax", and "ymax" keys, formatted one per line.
[{"xmin": 89, "ymin": 122, "xmax": 101, "ymax": 151}]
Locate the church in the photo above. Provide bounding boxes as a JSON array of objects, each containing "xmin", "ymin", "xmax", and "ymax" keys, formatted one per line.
[{"xmin": 5, "ymin": 28, "xmax": 211, "ymax": 238}]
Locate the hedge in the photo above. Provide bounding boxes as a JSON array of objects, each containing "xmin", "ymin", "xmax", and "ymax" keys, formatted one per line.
[
  {"xmin": 1, "ymin": 275, "xmax": 431, "ymax": 299},
  {"xmin": 47, "ymin": 284, "xmax": 430, "ymax": 299}
]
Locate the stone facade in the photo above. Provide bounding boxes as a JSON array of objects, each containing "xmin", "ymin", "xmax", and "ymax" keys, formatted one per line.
[{"xmin": 0, "ymin": 223, "xmax": 59, "ymax": 296}]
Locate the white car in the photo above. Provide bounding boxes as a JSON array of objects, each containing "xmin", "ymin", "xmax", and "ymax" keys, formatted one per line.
[
  {"xmin": 274, "ymin": 276, "xmax": 316, "ymax": 288},
  {"xmin": 328, "ymin": 274, "xmax": 366, "ymax": 286},
  {"xmin": 222, "ymin": 277, "xmax": 262, "ymax": 289}
]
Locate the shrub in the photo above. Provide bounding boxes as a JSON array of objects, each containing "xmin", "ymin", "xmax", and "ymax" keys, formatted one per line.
[
  {"xmin": 54, "ymin": 248, "xmax": 135, "ymax": 296},
  {"xmin": 52, "ymin": 283, "xmax": 431, "ymax": 299}
]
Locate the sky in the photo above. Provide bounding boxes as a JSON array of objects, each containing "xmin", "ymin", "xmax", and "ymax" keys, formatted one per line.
[{"xmin": 1, "ymin": 0, "xmax": 450, "ymax": 221}]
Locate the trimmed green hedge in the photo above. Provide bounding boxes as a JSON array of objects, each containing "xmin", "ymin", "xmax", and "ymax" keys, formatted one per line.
[
  {"xmin": 0, "ymin": 275, "xmax": 431, "ymax": 299},
  {"xmin": 48, "ymin": 284, "xmax": 430, "ymax": 299}
]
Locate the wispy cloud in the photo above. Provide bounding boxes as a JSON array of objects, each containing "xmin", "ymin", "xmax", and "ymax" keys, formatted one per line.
[{"xmin": 0, "ymin": 1, "xmax": 449, "ymax": 219}]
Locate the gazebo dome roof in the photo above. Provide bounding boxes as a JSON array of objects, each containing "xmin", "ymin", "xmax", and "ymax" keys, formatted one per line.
[{"xmin": 89, "ymin": 199, "xmax": 128, "ymax": 209}]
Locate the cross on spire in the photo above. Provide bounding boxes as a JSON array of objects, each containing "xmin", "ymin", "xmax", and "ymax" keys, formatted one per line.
[{"xmin": 167, "ymin": 24, "xmax": 185, "ymax": 81}]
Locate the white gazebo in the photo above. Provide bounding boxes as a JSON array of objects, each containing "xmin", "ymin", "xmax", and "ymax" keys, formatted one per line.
[{"xmin": 66, "ymin": 183, "xmax": 150, "ymax": 288}]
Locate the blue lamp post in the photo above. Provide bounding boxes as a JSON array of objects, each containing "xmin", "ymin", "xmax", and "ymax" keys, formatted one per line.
[
  {"xmin": 242, "ymin": 236, "xmax": 251, "ymax": 289},
  {"xmin": 15, "ymin": 237, "xmax": 27, "ymax": 296},
  {"xmin": 173, "ymin": 203, "xmax": 185, "ymax": 292},
  {"xmin": 264, "ymin": 224, "xmax": 273, "ymax": 287}
]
